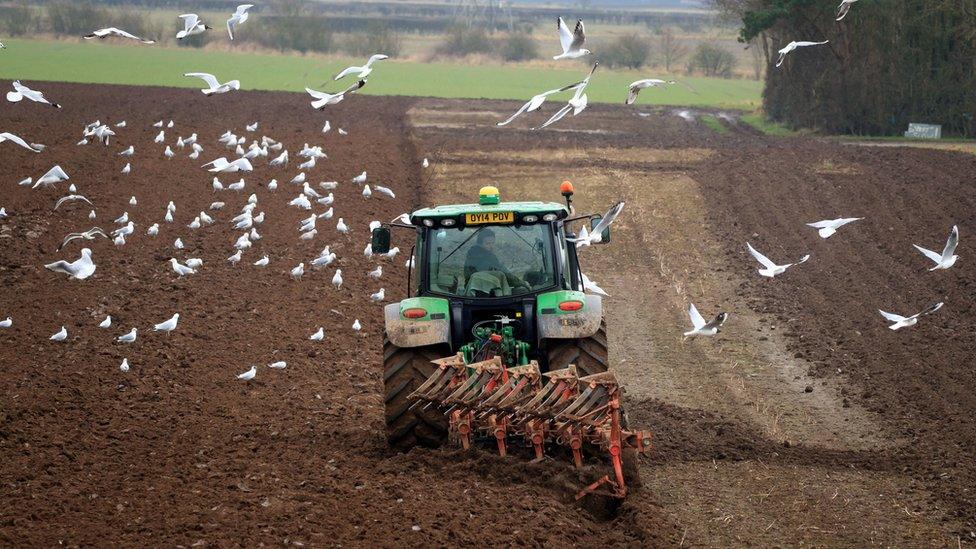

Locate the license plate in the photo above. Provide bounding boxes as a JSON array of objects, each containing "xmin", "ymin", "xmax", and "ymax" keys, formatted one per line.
[{"xmin": 465, "ymin": 211, "xmax": 514, "ymax": 225}]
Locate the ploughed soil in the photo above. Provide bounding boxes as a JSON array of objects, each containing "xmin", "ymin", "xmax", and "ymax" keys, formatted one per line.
[
  {"xmin": 1, "ymin": 83, "xmax": 974, "ymax": 546},
  {"xmin": 0, "ymin": 82, "xmax": 672, "ymax": 547}
]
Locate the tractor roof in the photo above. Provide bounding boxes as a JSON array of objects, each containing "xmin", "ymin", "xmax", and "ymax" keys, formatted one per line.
[{"xmin": 412, "ymin": 201, "xmax": 568, "ymax": 220}]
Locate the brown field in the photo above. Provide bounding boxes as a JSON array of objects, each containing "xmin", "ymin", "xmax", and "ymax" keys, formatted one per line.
[{"xmin": 1, "ymin": 82, "xmax": 974, "ymax": 546}]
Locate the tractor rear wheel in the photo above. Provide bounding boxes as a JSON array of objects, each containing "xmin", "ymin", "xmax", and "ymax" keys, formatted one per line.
[
  {"xmin": 384, "ymin": 337, "xmax": 450, "ymax": 452},
  {"xmin": 544, "ymin": 321, "xmax": 609, "ymax": 376}
]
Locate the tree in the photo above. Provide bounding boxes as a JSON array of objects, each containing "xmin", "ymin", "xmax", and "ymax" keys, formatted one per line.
[
  {"xmin": 343, "ymin": 22, "xmax": 402, "ymax": 57},
  {"xmin": 500, "ymin": 32, "xmax": 538, "ymax": 62},
  {"xmin": 602, "ymin": 34, "xmax": 651, "ymax": 70},
  {"xmin": 687, "ymin": 43, "xmax": 736, "ymax": 77},
  {"xmin": 435, "ymin": 25, "xmax": 492, "ymax": 57},
  {"xmin": 725, "ymin": 0, "xmax": 976, "ymax": 136},
  {"xmin": 656, "ymin": 27, "xmax": 689, "ymax": 72}
]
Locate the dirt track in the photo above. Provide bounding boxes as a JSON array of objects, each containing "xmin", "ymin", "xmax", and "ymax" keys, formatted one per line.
[{"xmin": 1, "ymin": 83, "xmax": 974, "ymax": 546}]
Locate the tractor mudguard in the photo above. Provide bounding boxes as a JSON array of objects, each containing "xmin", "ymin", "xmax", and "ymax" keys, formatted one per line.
[
  {"xmin": 384, "ymin": 298, "xmax": 451, "ymax": 348},
  {"xmin": 536, "ymin": 291, "xmax": 602, "ymax": 339}
]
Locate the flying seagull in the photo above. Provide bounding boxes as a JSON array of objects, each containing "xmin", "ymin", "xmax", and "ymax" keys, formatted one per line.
[
  {"xmin": 84, "ymin": 27, "xmax": 155, "ymax": 44},
  {"xmin": 54, "ymin": 195, "xmax": 93, "ymax": 211},
  {"xmin": 32, "ymin": 165, "xmax": 70, "ymax": 189},
  {"xmin": 879, "ymin": 302, "xmax": 943, "ymax": 331},
  {"xmin": 553, "ymin": 17, "xmax": 589, "ymax": 60},
  {"xmin": 226, "ymin": 4, "xmax": 254, "ymax": 40},
  {"xmin": 568, "ymin": 200, "xmax": 624, "ymax": 247},
  {"xmin": 334, "ymin": 54, "xmax": 389, "ymax": 80},
  {"xmin": 806, "ymin": 217, "xmax": 862, "ymax": 239},
  {"xmin": 913, "ymin": 225, "xmax": 959, "ymax": 271},
  {"xmin": 305, "ymin": 80, "xmax": 366, "ymax": 110},
  {"xmin": 836, "ymin": 0, "xmax": 859, "ymax": 21},
  {"xmin": 57, "ymin": 227, "xmax": 108, "ymax": 251},
  {"xmin": 44, "ymin": 248, "xmax": 96, "ymax": 280},
  {"xmin": 535, "ymin": 63, "xmax": 598, "ymax": 130},
  {"xmin": 184, "ymin": 73, "xmax": 240, "ymax": 95},
  {"xmin": 746, "ymin": 242, "xmax": 809, "ymax": 277},
  {"xmin": 177, "ymin": 14, "xmax": 211, "ymax": 40},
  {"xmin": 497, "ymin": 79, "xmax": 590, "ymax": 126},
  {"xmin": 683, "ymin": 304, "xmax": 729, "ymax": 339},
  {"xmin": 626, "ymin": 79, "xmax": 676, "ymax": 105},
  {"xmin": 7, "ymin": 81, "xmax": 61, "ymax": 108},
  {"xmin": 0, "ymin": 132, "xmax": 44, "ymax": 153},
  {"xmin": 776, "ymin": 40, "xmax": 829, "ymax": 68},
  {"xmin": 202, "ymin": 157, "xmax": 253, "ymax": 173}
]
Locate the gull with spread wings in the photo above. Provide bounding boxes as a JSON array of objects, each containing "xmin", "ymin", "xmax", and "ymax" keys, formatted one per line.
[
  {"xmin": 553, "ymin": 17, "xmax": 590, "ymax": 60},
  {"xmin": 534, "ymin": 63, "xmax": 598, "ymax": 130}
]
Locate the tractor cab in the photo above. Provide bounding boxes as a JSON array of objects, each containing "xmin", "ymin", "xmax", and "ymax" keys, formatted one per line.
[{"xmin": 372, "ymin": 185, "xmax": 609, "ymax": 360}]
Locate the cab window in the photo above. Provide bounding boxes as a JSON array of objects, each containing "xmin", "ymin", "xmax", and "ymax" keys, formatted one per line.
[{"xmin": 427, "ymin": 224, "xmax": 555, "ymax": 297}]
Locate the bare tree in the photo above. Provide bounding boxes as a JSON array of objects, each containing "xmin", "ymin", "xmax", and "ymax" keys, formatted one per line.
[{"xmin": 657, "ymin": 27, "xmax": 689, "ymax": 73}]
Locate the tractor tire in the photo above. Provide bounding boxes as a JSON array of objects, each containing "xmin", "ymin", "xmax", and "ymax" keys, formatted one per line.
[
  {"xmin": 544, "ymin": 321, "xmax": 609, "ymax": 376},
  {"xmin": 384, "ymin": 338, "xmax": 450, "ymax": 452}
]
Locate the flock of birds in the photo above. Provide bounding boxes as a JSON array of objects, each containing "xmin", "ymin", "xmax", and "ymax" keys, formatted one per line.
[
  {"xmin": 0, "ymin": 0, "xmax": 959, "ymax": 378},
  {"xmin": 3, "ymin": 104, "xmax": 416, "ymax": 379},
  {"xmin": 682, "ymin": 219, "xmax": 959, "ymax": 339},
  {"xmin": 0, "ymin": 3, "xmax": 432, "ymax": 378}
]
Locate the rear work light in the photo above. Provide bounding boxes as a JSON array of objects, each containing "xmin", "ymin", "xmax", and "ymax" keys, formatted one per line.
[
  {"xmin": 403, "ymin": 308, "xmax": 427, "ymax": 319},
  {"xmin": 558, "ymin": 300, "xmax": 583, "ymax": 311}
]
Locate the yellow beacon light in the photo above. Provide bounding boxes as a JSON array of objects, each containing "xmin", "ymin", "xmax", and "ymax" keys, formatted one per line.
[{"xmin": 478, "ymin": 186, "xmax": 500, "ymax": 205}]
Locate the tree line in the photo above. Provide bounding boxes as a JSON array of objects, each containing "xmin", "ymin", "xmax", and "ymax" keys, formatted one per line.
[{"xmin": 714, "ymin": 0, "xmax": 976, "ymax": 136}]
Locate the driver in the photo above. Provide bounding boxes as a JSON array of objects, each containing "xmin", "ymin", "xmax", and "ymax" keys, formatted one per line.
[{"xmin": 464, "ymin": 229, "xmax": 527, "ymax": 290}]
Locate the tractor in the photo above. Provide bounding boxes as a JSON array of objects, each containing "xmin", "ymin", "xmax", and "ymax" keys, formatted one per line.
[{"xmin": 370, "ymin": 183, "xmax": 651, "ymax": 500}]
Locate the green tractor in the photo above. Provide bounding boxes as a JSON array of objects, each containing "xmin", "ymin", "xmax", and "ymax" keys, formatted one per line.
[{"xmin": 371, "ymin": 183, "xmax": 649, "ymax": 499}]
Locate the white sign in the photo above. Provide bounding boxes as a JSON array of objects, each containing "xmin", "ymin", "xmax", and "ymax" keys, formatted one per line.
[{"xmin": 904, "ymin": 123, "xmax": 941, "ymax": 139}]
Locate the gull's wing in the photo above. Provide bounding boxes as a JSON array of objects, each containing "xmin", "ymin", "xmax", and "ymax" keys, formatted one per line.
[
  {"xmin": 557, "ymin": 17, "xmax": 573, "ymax": 53},
  {"xmin": 0, "ymin": 132, "xmax": 42, "ymax": 152},
  {"xmin": 836, "ymin": 1, "xmax": 852, "ymax": 20},
  {"xmin": 44, "ymin": 260, "xmax": 73, "ymax": 275},
  {"xmin": 366, "ymin": 54, "xmax": 389, "ymax": 66},
  {"xmin": 498, "ymin": 100, "xmax": 534, "ymax": 126},
  {"xmin": 570, "ymin": 19, "xmax": 586, "ymax": 51},
  {"xmin": 878, "ymin": 309, "xmax": 907, "ymax": 323},
  {"xmin": 626, "ymin": 86, "xmax": 641, "ymax": 105},
  {"xmin": 795, "ymin": 40, "xmax": 829, "ymax": 47},
  {"xmin": 305, "ymin": 87, "xmax": 331, "ymax": 100},
  {"xmin": 921, "ymin": 302, "xmax": 944, "ymax": 316},
  {"xmin": 941, "ymin": 225, "xmax": 959, "ymax": 261},
  {"xmin": 54, "ymin": 195, "xmax": 92, "ymax": 210},
  {"xmin": 235, "ymin": 4, "xmax": 254, "ymax": 16},
  {"xmin": 746, "ymin": 242, "xmax": 777, "ymax": 269},
  {"xmin": 688, "ymin": 303, "xmax": 706, "ymax": 330},
  {"xmin": 108, "ymin": 28, "xmax": 146, "ymax": 42},
  {"xmin": 202, "ymin": 157, "xmax": 229, "ymax": 169},
  {"xmin": 227, "ymin": 17, "xmax": 237, "ymax": 40},
  {"xmin": 703, "ymin": 312, "xmax": 729, "ymax": 331},
  {"xmin": 47, "ymin": 165, "xmax": 69, "ymax": 180},
  {"xmin": 184, "ymin": 72, "xmax": 220, "ymax": 89},
  {"xmin": 333, "ymin": 65, "xmax": 361, "ymax": 80},
  {"xmin": 806, "ymin": 219, "xmax": 836, "ymax": 229},
  {"xmin": 775, "ymin": 51, "xmax": 788, "ymax": 67},
  {"xmin": 913, "ymin": 244, "xmax": 942, "ymax": 264},
  {"xmin": 342, "ymin": 79, "xmax": 366, "ymax": 95},
  {"xmin": 535, "ymin": 104, "xmax": 572, "ymax": 130},
  {"xmin": 179, "ymin": 14, "xmax": 199, "ymax": 32},
  {"xmin": 589, "ymin": 201, "xmax": 624, "ymax": 239}
]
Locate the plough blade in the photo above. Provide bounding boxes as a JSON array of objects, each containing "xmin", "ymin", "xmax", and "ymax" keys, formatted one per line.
[{"xmin": 407, "ymin": 355, "xmax": 653, "ymax": 499}]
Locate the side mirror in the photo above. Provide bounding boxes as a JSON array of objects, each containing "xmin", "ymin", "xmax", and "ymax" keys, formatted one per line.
[
  {"xmin": 371, "ymin": 227, "xmax": 391, "ymax": 254},
  {"xmin": 590, "ymin": 215, "xmax": 610, "ymax": 244}
]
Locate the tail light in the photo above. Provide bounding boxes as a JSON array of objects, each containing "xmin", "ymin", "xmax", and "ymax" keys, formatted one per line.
[
  {"xmin": 403, "ymin": 308, "xmax": 427, "ymax": 319},
  {"xmin": 558, "ymin": 300, "xmax": 583, "ymax": 311}
]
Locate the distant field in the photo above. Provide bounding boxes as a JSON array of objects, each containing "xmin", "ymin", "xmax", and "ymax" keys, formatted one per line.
[{"xmin": 0, "ymin": 39, "xmax": 761, "ymax": 109}]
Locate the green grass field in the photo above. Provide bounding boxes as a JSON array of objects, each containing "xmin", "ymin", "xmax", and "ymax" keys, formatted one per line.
[{"xmin": 0, "ymin": 38, "xmax": 761, "ymax": 109}]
